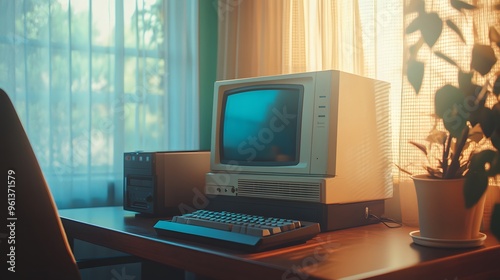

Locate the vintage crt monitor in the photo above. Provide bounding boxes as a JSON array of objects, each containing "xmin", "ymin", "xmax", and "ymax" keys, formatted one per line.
[
  {"xmin": 124, "ymin": 150, "xmax": 210, "ymax": 215},
  {"xmin": 205, "ymin": 70, "xmax": 392, "ymax": 231}
]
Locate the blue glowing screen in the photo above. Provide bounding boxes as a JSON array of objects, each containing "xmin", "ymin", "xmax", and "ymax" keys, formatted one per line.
[{"xmin": 220, "ymin": 85, "xmax": 303, "ymax": 165}]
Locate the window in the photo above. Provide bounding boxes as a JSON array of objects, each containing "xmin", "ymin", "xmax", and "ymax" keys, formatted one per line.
[{"xmin": 0, "ymin": 0, "xmax": 200, "ymax": 208}]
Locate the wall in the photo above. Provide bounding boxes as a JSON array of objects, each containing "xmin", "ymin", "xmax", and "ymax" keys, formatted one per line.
[{"xmin": 198, "ymin": 0, "xmax": 218, "ymax": 150}]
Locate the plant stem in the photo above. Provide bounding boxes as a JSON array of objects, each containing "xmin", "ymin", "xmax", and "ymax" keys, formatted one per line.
[
  {"xmin": 444, "ymin": 126, "xmax": 469, "ymax": 179},
  {"xmin": 442, "ymin": 134, "xmax": 452, "ymax": 176}
]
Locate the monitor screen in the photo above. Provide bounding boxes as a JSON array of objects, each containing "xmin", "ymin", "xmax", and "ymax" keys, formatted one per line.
[{"xmin": 220, "ymin": 84, "xmax": 303, "ymax": 166}]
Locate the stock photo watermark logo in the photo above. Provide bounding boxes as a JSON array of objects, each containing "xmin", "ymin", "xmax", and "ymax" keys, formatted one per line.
[
  {"xmin": 111, "ymin": 267, "xmax": 136, "ymax": 280},
  {"xmin": 238, "ymin": 105, "xmax": 297, "ymax": 162},
  {"xmin": 440, "ymin": 86, "xmax": 485, "ymax": 133},
  {"xmin": 213, "ymin": 0, "xmax": 243, "ymax": 21},
  {"xmin": 178, "ymin": 187, "xmax": 214, "ymax": 214},
  {"xmin": 281, "ymin": 235, "xmax": 341, "ymax": 280}
]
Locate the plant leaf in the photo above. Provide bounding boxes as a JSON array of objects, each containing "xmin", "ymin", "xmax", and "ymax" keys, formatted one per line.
[
  {"xmin": 493, "ymin": 75, "xmax": 500, "ymax": 96},
  {"xmin": 409, "ymin": 38, "xmax": 424, "ymax": 59},
  {"xmin": 468, "ymin": 124, "xmax": 484, "ymax": 143},
  {"xmin": 425, "ymin": 166, "xmax": 443, "ymax": 178},
  {"xmin": 471, "ymin": 44, "xmax": 497, "ymax": 76},
  {"xmin": 435, "ymin": 85, "xmax": 462, "ymax": 118},
  {"xmin": 407, "ymin": 59, "xmax": 425, "ymax": 93},
  {"xmin": 489, "ymin": 150, "xmax": 500, "ymax": 175},
  {"xmin": 491, "ymin": 128, "xmax": 500, "ymax": 151},
  {"xmin": 450, "ymin": 0, "xmax": 477, "ymax": 11},
  {"xmin": 421, "ymin": 12, "xmax": 443, "ymax": 48},
  {"xmin": 426, "ymin": 128, "xmax": 447, "ymax": 144},
  {"xmin": 491, "ymin": 104, "xmax": 500, "ymax": 150},
  {"xmin": 469, "ymin": 83, "xmax": 488, "ymax": 108},
  {"xmin": 406, "ymin": 16, "xmax": 422, "ymax": 34},
  {"xmin": 409, "ymin": 141, "xmax": 428, "ymax": 155},
  {"xmin": 434, "ymin": 85, "xmax": 467, "ymax": 137},
  {"xmin": 395, "ymin": 164, "xmax": 413, "ymax": 176},
  {"xmin": 472, "ymin": 107, "xmax": 496, "ymax": 137},
  {"xmin": 463, "ymin": 169, "xmax": 487, "ymax": 208},
  {"xmin": 491, "ymin": 204, "xmax": 500, "ymax": 240},
  {"xmin": 458, "ymin": 71, "xmax": 478, "ymax": 96},
  {"xmin": 446, "ymin": 19, "xmax": 466, "ymax": 43},
  {"xmin": 406, "ymin": 0, "xmax": 425, "ymax": 14},
  {"xmin": 464, "ymin": 150, "xmax": 496, "ymax": 208},
  {"xmin": 434, "ymin": 51, "xmax": 458, "ymax": 66},
  {"xmin": 489, "ymin": 26, "xmax": 500, "ymax": 48}
]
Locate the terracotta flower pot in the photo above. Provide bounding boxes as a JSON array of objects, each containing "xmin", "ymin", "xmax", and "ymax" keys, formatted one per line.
[{"xmin": 412, "ymin": 174, "xmax": 486, "ymax": 240}]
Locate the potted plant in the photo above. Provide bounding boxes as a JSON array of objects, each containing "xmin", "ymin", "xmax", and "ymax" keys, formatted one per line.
[{"xmin": 403, "ymin": 0, "xmax": 500, "ymax": 244}]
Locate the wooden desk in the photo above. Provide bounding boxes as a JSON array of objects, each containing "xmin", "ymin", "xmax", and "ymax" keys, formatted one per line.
[{"xmin": 59, "ymin": 206, "xmax": 500, "ymax": 280}]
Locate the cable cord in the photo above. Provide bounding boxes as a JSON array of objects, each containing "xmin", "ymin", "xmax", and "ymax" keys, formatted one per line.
[{"xmin": 368, "ymin": 213, "xmax": 403, "ymax": 228}]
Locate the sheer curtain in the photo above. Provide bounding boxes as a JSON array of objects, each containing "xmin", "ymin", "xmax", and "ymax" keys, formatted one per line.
[
  {"xmin": 0, "ymin": 0, "xmax": 199, "ymax": 208},
  {"xmin": 217, "ymin": 0, "xmax": 403, "ymax": 168},
  {"xmin": 400, "ymin": 0, "xmax": 499, "ymax": 177}
]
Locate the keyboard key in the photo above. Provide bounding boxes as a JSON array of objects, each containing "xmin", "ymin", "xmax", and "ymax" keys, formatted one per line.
[
  {"xmin": 186, "ymin": 218, "xmax": 233, "ymax": 231},
  {"xmin": 245, "ymin": 225, "xmax": 271, "ymax": 237}
]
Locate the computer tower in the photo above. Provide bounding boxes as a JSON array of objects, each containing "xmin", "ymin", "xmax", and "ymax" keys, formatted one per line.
[{"xmin": 124, "ymin": 150, "xmax": 210, "ymax": 216}]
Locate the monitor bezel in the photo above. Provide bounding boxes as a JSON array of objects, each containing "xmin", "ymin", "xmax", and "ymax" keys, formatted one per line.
[
  {"xmin": 218, "ymin": 84, "xmax": 304, "ymax": 166},
  {"xmin": 210, "ymin": 71, "xmax": 330, "ymax": 176}
]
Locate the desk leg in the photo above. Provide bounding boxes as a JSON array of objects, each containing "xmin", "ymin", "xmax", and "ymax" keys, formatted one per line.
[{"xmin": 141, "ymin": 260, "xmax": 184, "ymax": 280}]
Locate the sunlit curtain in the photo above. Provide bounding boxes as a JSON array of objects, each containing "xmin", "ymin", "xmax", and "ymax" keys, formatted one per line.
[
  {"xmin": 400, "ymin": 1, "xmax": 499, "ymax": 179},
  {"xmin": 217, "ymin": 0, "xmax": 403, "ymax": 168},
  {"xmin": 0, "ymin": 0, "xmax": 199, "ymax": 208}
]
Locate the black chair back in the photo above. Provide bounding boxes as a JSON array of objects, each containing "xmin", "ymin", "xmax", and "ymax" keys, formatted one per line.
[{"xmin": 0, "ymin": 89, "xmax": 81, "ymax": 279}]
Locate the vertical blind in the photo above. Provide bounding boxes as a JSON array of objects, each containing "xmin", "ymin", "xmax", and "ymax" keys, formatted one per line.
[{"xmin": 0, "ymin": 0, "xmax": 199, "ymax": 208}]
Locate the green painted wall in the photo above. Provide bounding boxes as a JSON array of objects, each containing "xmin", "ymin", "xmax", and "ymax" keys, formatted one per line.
[{"xmin": 198, "ymin": 1, "xmax": 218, "ymax": 150}]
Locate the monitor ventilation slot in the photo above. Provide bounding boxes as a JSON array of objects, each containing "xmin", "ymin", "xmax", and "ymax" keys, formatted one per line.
[{"xmin": 237, "ymin": 179, "xmax": 321, "ymax": 202}]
